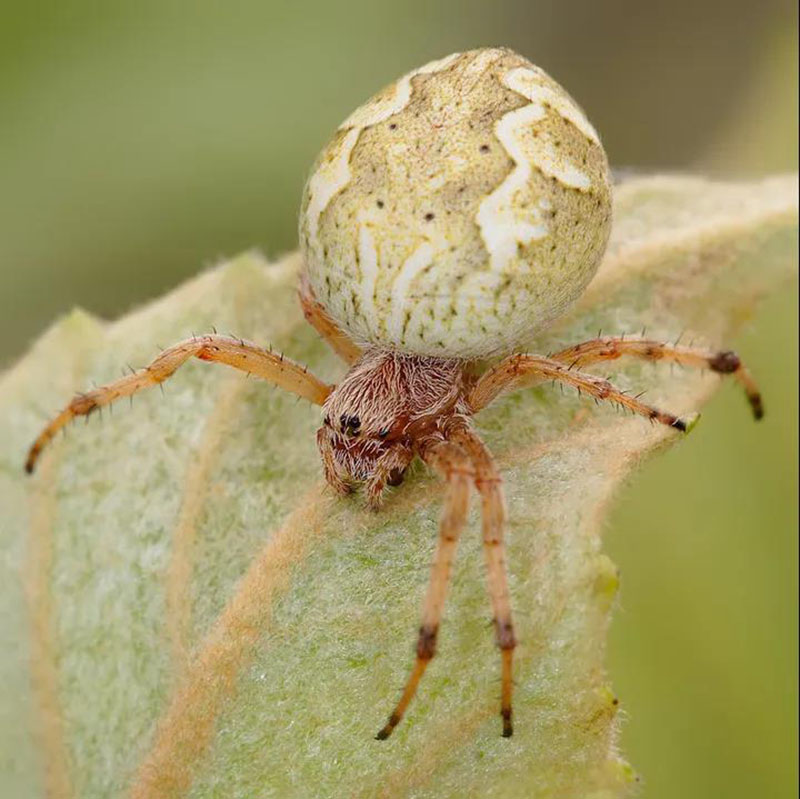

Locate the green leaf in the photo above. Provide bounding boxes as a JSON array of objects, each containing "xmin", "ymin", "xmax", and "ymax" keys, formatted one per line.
[{"xmin": 0, "ymin": 174, "xmax": 796, "ymax": 799}]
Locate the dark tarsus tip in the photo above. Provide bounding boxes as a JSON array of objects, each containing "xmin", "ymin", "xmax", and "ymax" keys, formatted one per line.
[
  {"xmin": 501, "ymin": 708, "xmax": 513, "ymax": 737},
  {"xmin": 375, "ymin": 713, "xmax": 400, "ymax": 741},
  {"xmin": 670, "ymin": 418, "xmax": 687, "ymax": 432},
  {"xmin": 25, "ymin": 441, "xmax": 42, "ymax": 474},
  {"xmin": 708, "ymin": 349, "xmax": 765, "ymax": 421}
]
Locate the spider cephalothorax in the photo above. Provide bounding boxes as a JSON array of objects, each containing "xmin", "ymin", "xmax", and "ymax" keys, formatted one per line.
[
  {"xmin": 318, "ymin": 350, "xmax": 466, "ymax": 504},
  {"xmin": 25, "ymin": 47, "xmax": 764, "ymax": 740}
]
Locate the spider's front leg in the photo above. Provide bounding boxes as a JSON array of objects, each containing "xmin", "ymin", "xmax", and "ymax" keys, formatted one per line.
[
  {"xmin": 550, "ymin": 336, "xmax": 763, "ymax": 419},
  {"xmin": 468, "ymin": 353, "xmax": 698, "ymax": 430},
  {"xmin": 447, "ymin": 423, "xmax": 517, "ymax": 737},
  {"xmin": 26, "ymin": 334, "xmax": 332, "ymax": 473},
  {"xmin": 375, "ymin": 439, "xmax": 472, "ymax": 740}
]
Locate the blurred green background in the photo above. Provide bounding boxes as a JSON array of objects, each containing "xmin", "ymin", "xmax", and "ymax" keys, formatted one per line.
[{"xmin": 1, "ymin": 1, "xmax": 796, "ymax": 796}]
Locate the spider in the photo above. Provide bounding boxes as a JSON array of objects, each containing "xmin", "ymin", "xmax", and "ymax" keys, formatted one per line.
[
  {"xmin": 22, "ymin": 282, "xmax": 762, "ymax": 738},
  {"xmin": 24, "ymin": 47, "xmax": 763, "ymax": 740}
]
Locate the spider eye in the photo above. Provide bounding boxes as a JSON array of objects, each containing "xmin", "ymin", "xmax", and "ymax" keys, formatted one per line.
[
  {"xmin": 340, "ymin": 414, "xmax": 361, "ymax": 436},
  {"xmin": 378, "ymin": 428, "xmax": 390, "ymax": 439}
]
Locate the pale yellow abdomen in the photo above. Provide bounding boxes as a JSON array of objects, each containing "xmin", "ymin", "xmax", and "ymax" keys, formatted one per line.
[{"xmin": 299, "ymin": 47, "xmax": 611, "ymax": 359}]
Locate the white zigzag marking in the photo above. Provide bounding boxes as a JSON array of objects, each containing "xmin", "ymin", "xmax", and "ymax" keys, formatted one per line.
[
  {"xmin": 306, "ymin": 52, "xmax": 461, "ymax": 242},
  {"xmin": 476, "ymin": 67, "xmax": 596, "ymax": 271}
]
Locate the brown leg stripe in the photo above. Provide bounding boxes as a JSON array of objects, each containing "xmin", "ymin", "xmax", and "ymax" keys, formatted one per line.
[
  {"xmin": 501, "ymin": 708, "xmax": 513, "ymax": 738},
  {"xmin": 416, "ymin": 626, "xmax": 438, "ymax": 659},
  {"xmin": 709, "ymin": 350, "xmax": 741, "ymax": 373},
  {"xmin": 495, "ymin": 620, "xmax": 517, "ymax": 650}
]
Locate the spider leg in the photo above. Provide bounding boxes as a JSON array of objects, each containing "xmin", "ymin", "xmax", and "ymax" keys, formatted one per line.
[
  {"xmin": 375, "ymin": 440, "xmax": 472, "ymax": 740},
  {"xmin": 26, "ymin": 334, "xmax": 332, "ymax": 473},
  {"xmin": 448, "ymin": 424, "xmax": 516, "ymax": 737},
  {"xmin": 550, "ymin": 336, "xmax": 762, "ymax": 419},
  {"xmin": 298, "ymin": 271, "xmax": 363, "ymax": 365},
  {"xmin": 467, "ymin": 353, "xmax": 694, "ymax": 430}
]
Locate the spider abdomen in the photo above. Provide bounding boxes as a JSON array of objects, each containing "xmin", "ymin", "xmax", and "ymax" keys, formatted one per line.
[{"xmin": 300, "ymin": 46, "xmax": 612, "ymax": 359}]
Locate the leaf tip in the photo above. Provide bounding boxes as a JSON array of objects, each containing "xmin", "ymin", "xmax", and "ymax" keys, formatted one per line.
[{"xmin": 673, "ymin": 412, "xmax": 701, "ymax": 434}]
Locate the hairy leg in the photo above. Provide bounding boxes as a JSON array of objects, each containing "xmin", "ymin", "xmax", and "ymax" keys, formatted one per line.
[
  {"xmin": 468, "ymin": 353, "xmax": 694, "ymax": 430},
  {"xmin": 375, "ymin": 439, "xmax": 472, "ymax": 740},
  {"xmin": 298, "ymin": 272, "xmax": 363, "ymax": 365},
  {"xmin": 447, "ymin": 424, "xmax": 516, "ymax": 737},
  {"xmin": 550, "ymin": 336, "xmax": 762, "ymax": 418},
  {"xmin": 26, "ymin": 334, "xmax": 332, "ymax": 473}
]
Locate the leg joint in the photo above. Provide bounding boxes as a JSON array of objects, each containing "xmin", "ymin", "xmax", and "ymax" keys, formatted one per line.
[
  {"xmin": 494, "ymin": 619, "xmax": 517, "ymax": 650},
  {"xmin": 709, "ymin": 350, "xmax": 741, "ymax": 374},
  {"xmin": 416, "ymin": 625, "xmax": 438, "ymax": 659}
]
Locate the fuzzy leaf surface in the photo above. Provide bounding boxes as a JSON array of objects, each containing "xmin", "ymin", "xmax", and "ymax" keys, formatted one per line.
[{"xmin": 0, "ymin": 175, "xmax": 796, "ymax": 799}]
